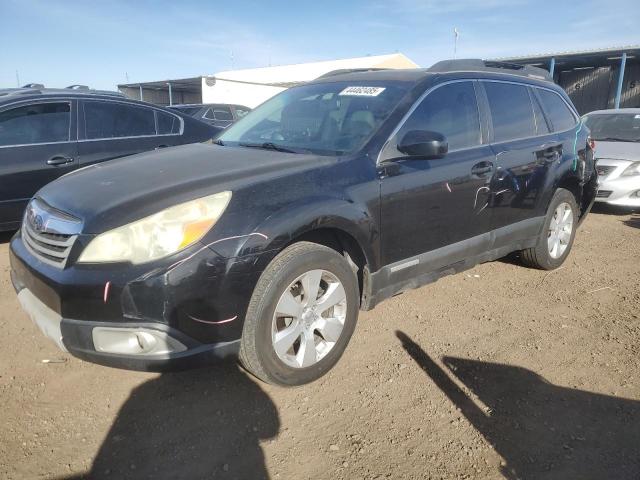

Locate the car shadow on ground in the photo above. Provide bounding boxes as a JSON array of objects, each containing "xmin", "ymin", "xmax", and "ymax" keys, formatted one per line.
[
  {"xmin": 623, "ymin": 214, "xmax": 640, "ymax": 230},
  {"xmin": 591, "ymin": 203, "xmax": 638, "ymax": 216},
  {"xmin": 396, "ymin": 331, "xmax": 640, "ymax": 479},
  {"xmin": 0, "ymin": 231, "xmax": 14, "ymax": 244},
  {"xmin": 57, "ymin": 363, "xmax": 279, "ymax": 480}
]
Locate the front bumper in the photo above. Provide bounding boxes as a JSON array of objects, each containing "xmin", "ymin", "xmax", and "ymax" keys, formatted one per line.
[
  {"xmin": 595, "ymin": 159, "xmax": 640, "ymax": 207},
  {"xmin": 10, "ymin": 230, "xmax": 271, "ymax": 371}
]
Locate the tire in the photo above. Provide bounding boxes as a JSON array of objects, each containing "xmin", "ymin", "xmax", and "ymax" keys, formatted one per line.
[
  {"xmin": 521, "ymin": 188, "xmax": 579, "ymax": 270},
  {"xmin": 239, "ymin": 241, "xmax": 359, "ymax": 386}
]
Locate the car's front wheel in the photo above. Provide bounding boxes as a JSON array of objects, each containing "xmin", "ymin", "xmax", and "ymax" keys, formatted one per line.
[{"xmin": 239, "ymin": 242, "xmax": 359, "ymax": 386}]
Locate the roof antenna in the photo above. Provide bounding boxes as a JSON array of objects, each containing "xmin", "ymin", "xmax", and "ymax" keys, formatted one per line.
[{"xmin": 453, "ymin": 28, "xmax": 459, "ymax": 59}]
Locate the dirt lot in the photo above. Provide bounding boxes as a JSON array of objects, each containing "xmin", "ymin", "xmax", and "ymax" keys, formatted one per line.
[{"xmin": 1, "ymin": 207, "xmax": 639, "ymax": 480}]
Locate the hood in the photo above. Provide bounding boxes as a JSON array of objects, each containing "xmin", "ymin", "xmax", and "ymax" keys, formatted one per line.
[
  {"xmin": 37, "ymin": 142, "xmax": 333, "ymax": 233},
  {"xmin": 594, "ymin": 141, "xmax": 640, "ymax": 162}
]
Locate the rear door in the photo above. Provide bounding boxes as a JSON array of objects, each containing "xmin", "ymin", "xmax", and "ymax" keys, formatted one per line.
[
  {"xmin": 0, "ymin": 99, "xmax": 78, "ymax": 229},
  {"xmin": 78, "ymin": 100, "xmax": 182, "ymax": 166},
  {"xmin": 481, "ymin": 81, "xmax": 559, "ymax": 241}
]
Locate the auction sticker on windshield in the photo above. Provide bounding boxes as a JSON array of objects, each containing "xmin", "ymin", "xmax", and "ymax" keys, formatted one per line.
[{"xmin": 339, "ymin": 86, "xmax": 386, "ymax": 96}]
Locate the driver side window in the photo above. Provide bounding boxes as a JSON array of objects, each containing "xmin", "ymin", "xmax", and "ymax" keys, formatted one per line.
[{"xmin": 398, "ymin": 82, "xmax": 481, "ymax": 151}]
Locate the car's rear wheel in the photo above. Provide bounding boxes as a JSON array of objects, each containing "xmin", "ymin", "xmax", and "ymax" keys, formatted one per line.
[
  {"xmin": 521, "ymin": 188, "xmax": 578, "ymax": 270},
  {"xmin": 239, "ymin": 242, "xmax": 359, "ymax": 386}
]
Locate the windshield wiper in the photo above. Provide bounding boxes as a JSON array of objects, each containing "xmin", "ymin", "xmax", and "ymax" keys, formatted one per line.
[
  {"xmin": 238, "ymin": 142, "xmax": 301, "ymax": 153},
  {"xmin": 213, "ymin": 139, "xmax": 225, "ymax": 146}
]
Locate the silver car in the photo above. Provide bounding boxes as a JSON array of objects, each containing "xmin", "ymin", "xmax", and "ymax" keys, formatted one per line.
[{"xmin": 583, "ymin": 109, "xmax": 640, "ymax": 208}]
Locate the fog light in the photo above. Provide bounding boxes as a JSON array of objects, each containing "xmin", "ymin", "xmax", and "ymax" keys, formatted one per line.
[{"xmin": 92, "ymin": 327, "xmax": 186, "ymax": 355}]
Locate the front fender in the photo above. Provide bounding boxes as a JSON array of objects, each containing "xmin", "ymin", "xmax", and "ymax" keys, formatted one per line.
[{"xmin": 208, "ymin": 197, "xmax": 380, "ymax": 272}]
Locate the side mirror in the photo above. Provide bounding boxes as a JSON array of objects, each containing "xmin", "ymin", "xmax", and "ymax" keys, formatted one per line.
[{"xmin": 397, "ymin": 130, "xmax": 448, "ymax": 159}]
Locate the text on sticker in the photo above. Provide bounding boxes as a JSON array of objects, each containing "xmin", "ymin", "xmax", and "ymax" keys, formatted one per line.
[{"xmin": 339, "ymin": 86, "xmax": 386, "ymax": 97}]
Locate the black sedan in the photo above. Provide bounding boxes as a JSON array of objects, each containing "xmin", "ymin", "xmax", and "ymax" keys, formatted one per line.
[
  {"xmin": 169, "ymin": 103, "xmax": 251, "ymax": 128},
  {"xmin": 0, "ymin": 87, "xmax": 220, "ymax": 231}
]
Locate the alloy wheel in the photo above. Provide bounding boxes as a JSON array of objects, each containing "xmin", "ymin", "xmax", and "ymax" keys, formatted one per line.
[
  {"xmin": 271, "ymin": 269, "xmax": 347, "ymax": 368},
  {"xmin": 547, "ymin": 202, "xmax": 574, "ymax": 259}
]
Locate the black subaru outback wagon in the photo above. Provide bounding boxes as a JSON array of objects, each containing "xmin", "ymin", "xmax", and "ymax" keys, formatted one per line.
[
  {"xmin": 0, "ymin": 87, "xmax": 219, "ymax": 231},
  {"xmin": 10, "ymin": 60, "xmax": 597, "ymax": 385}
]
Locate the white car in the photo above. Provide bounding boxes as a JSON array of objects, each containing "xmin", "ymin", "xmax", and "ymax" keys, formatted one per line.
[{"xmin": 583, "ymin": 109, "xmax": 640, "ymax": 208}]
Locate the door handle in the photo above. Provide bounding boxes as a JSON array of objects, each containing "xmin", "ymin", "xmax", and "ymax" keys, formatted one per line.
[
  {"xmin": 46, "ymin": 156, "xmax": 74, "ymax": 166},
  {"xmin": 471, "ymin": 162, "xmax": 494, "ymax": 176},
  {"xmin": 155, "ymin": 145, "xmax": 169, "ymax": 150}
]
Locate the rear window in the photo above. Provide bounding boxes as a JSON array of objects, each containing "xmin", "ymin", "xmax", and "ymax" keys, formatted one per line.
[
  {"xmin": 171, "ymin": 106, "xmax": 201, "ymax": 116},
  {"xmin": 204, "ymin": 107, "xmax": 233, "ymax": 121},
  {"xmin": 85, "ymin": 101, "xmax": 156, "ymax": 139},
  {"xmin": 537, "ymin": 90, "xmax": 576, "ymax": 132},
  {"xmin": 0, "ymin": 102, "xmax": 70, "ymax": 146},
  {"xmin": 234, "ymin": 106, "xmax": 251, "ymax": 118},
  {"xmin": 484, "ymin": 82, "xmax": 537, "ymax": 142},
  {"xmin": 583, "ymin": 113, "xmax": 640, "ymax": 142}
]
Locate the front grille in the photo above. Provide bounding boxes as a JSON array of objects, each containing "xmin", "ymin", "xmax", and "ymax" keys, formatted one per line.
[
  {"xmin": 22, "ymin": 220, "xmax": 77, "ymax": 267},
  {"xmin": 596, "ymin": 190, "xmax": 612, "ymax": 198},
  {"xmin": 596, "ymin": 165, "xmax": 616, "ymax": 177}
]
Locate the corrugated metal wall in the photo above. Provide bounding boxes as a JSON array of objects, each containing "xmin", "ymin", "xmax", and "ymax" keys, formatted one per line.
[
  {"xmin": 118, "ymin": 87, "xmax": 201, "ymax": 106},
  {"xmin": 558, "ymin": 61, "xmax": 640, "ymax": 114}
]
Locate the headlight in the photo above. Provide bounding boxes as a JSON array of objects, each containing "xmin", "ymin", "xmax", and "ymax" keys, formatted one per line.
[
  {"xmin": 621, "ymin": 162, "xmax": 640, "ymax": 177},
  {"xmin": 78, "ymin": 191, "xmax": 232, "ymax": 264}
]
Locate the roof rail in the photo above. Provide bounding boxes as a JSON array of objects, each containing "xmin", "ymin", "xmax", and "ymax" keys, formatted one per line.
[
  {"xmin": 22, "ymin": 83, "xmax": 45, "ymax": 89},
  {"xmin": 0, "ymin": 87, "xmax": 125, "ymax": 98},
  {"xmin": 66, "ymin": 84, "xmax": 90, "ymax": 90},
  {"xmin": 428, "ymin": 59, "xmax": 553, "ymax": 81},
  {"xmin": 317, "ymin": 68, "xmax": 389, "ymax": 79}
]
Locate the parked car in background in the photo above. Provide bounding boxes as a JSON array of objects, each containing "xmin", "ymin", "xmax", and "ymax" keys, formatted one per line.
[
  {"xmin": 169, "ymin": 103, "xmax": 251, "ymax": 128},
  {"xmin": 10, "ymin": 60, "xmax": 597, "ymax": 385},
  {"xmin": 582, "ymin": 109, "xmax": 640, "ymax": 209},
  {"xmin": 0, "ymin": 87, "xmax": 219, "ymax": 231}
]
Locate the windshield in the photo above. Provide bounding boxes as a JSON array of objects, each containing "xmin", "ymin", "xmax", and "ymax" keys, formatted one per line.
[
  {"xmin": 583, "ymin": 113, "xmax": 640, "ymax": 142},
  {"xmin": 219, "ymin": 81, "xmax": 411, "ymax": 155}
]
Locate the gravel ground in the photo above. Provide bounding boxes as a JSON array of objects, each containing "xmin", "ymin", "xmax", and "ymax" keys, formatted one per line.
[{"xmin": 1, "ymin": 206, "xmax": 639, "ymax": 480}]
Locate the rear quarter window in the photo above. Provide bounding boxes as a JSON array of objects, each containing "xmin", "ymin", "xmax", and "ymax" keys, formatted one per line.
[
  {"xmin": 156, "ymin": 111, "xmax": 181, "ymax": 135},
  {"xmin": 537, "ymin": 89, "xmax": 577, "ymax": 132}
]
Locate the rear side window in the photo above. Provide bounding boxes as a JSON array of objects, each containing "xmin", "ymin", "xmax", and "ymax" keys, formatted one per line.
[
  {"xmin": 156, "ymin": 111, "xmax": 181, "ymax": 135},
  {"xmin": 484, "ymin": 82, "xmax": 536, "ymax": 142},
  {"xmin": 399, "ymin": 81, "xmax": 481, "ymax": 151},
  {"xmin": 0, "ymin": 102, "xmax": 70, "ymax": 147},
  {"xmin": 84, "ymin": 101, "xmax": 156, "ymax": 139},
  {"xmin": 537, "ymin": 89, "xmax": 577, "ymax": 132}
]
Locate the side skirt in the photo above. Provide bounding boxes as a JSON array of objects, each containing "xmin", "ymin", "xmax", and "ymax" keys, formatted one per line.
[{"xmin": 362, "ymin": 216, "xmax": 543, "ymax": 310}]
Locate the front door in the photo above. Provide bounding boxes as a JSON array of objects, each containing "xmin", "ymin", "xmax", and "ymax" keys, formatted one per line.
[
  {"xmin": 0, "ymin": 100, "xmax": 78, "ymax": 229},
  {"xmin": 379, "ymin": 80, "xmax": 494, "ymax": 271}
]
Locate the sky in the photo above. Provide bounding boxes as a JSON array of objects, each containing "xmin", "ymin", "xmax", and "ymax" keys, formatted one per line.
[{"xmin": 1, "ymin": 0, "xmax": 638, "ymax": 90}]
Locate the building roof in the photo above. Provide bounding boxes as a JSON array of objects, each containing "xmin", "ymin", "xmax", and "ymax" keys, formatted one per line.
[
  {"xmin": 494, "ymin": 45, "xmax": 640, "ymax": 68},
  {"xmin": 119, "ymin": 77, "xmax": 202, "ymax": 93},
  {"xmin": 211, "ymin": 53, "xmax": 419, "ymax": 86}
]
